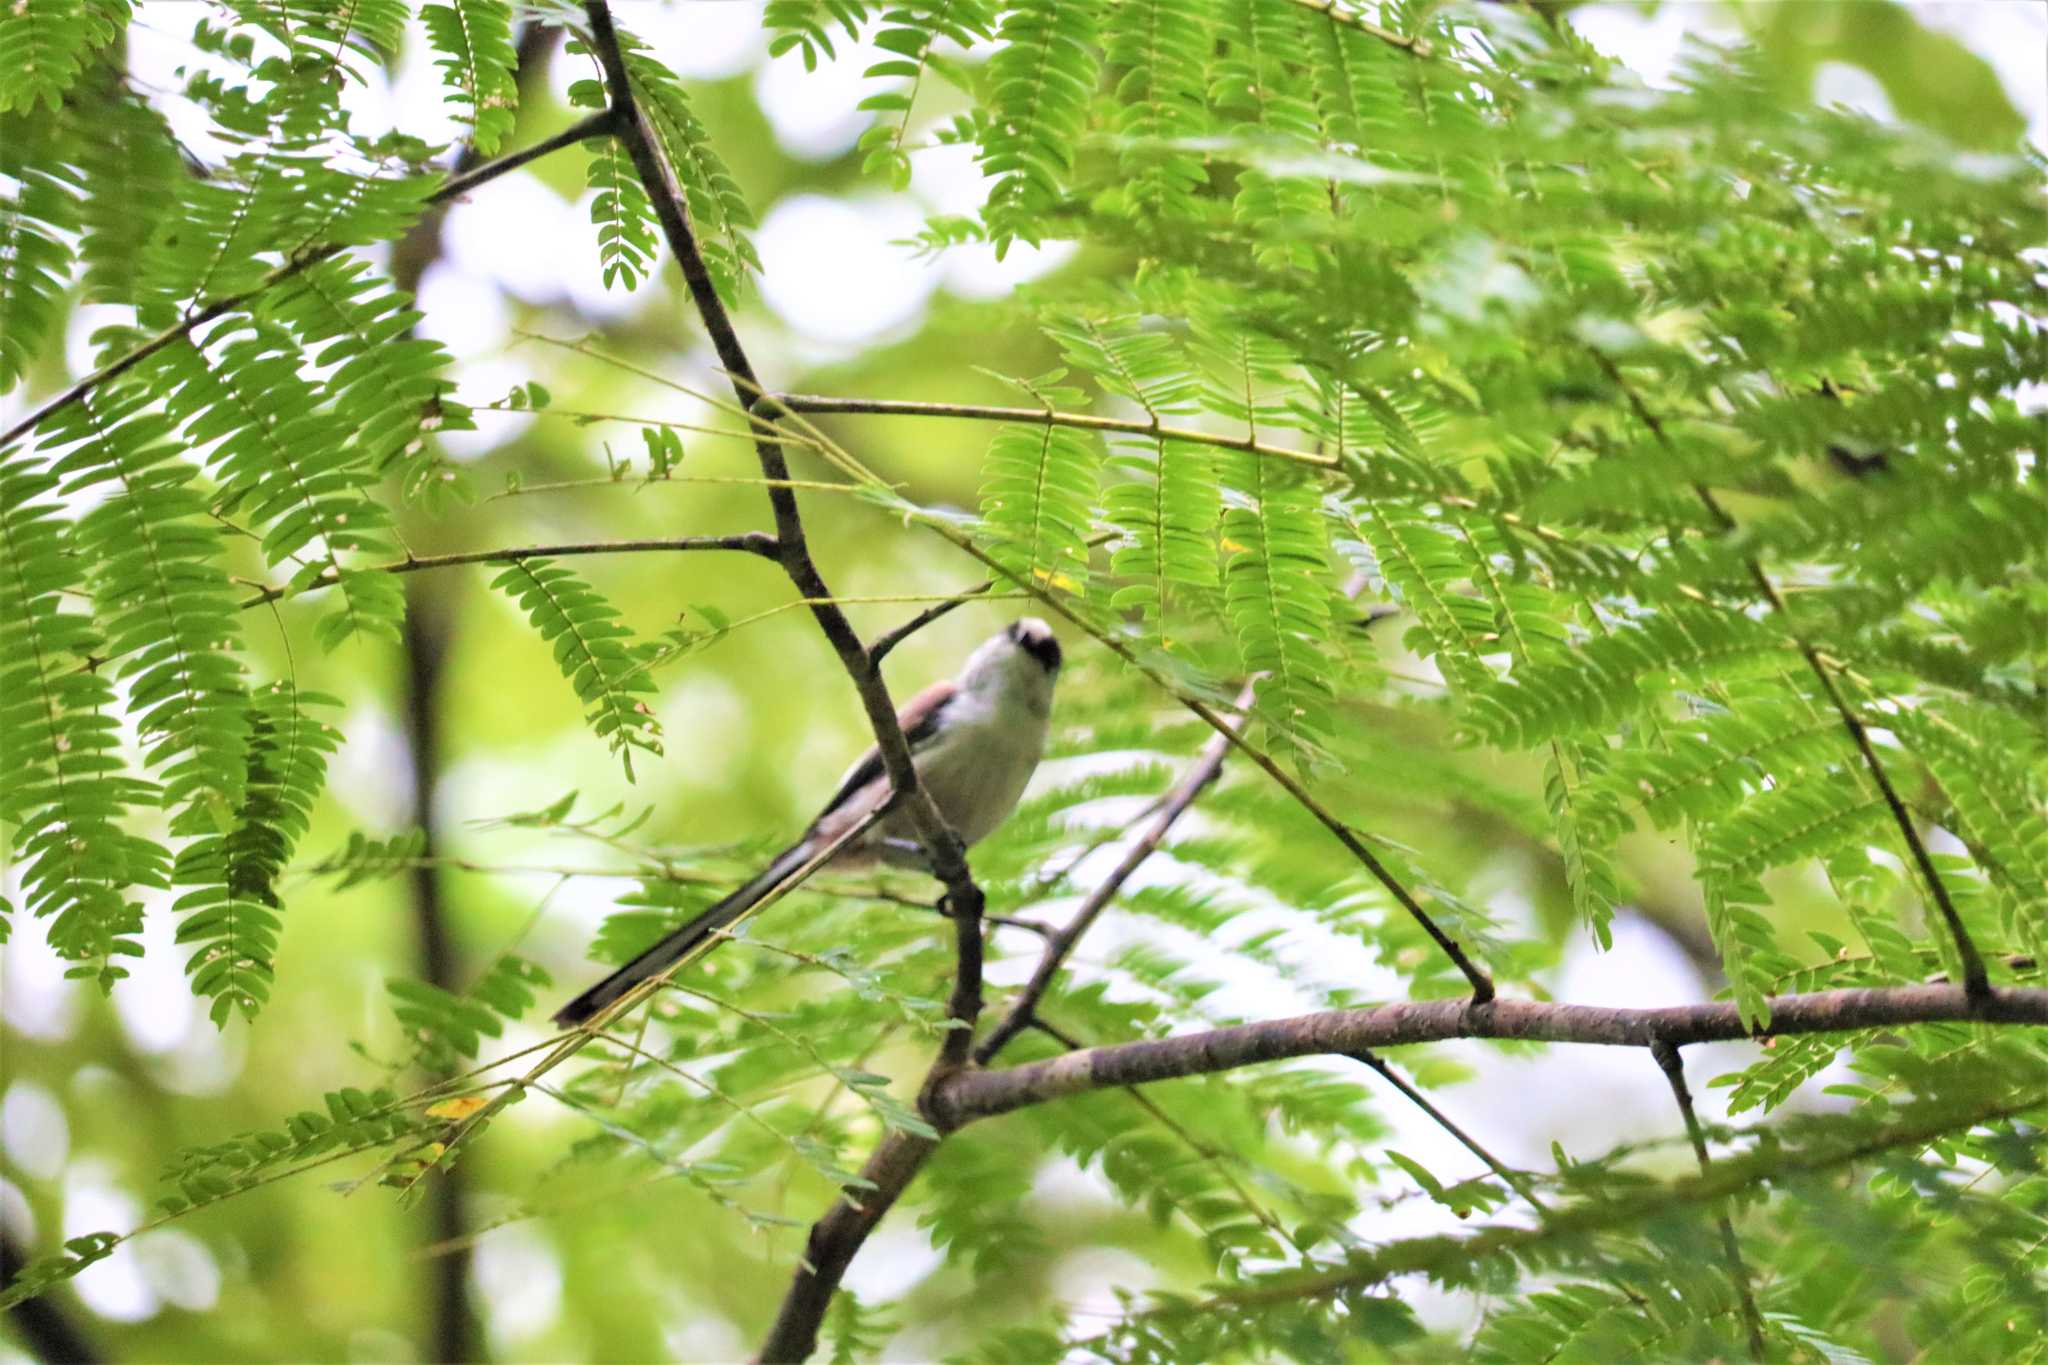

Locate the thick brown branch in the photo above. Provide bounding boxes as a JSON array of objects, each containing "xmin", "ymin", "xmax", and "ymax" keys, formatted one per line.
[
  {"xmin": 776, "ymin": 392, "xmax": 1338, "ymax": 469},
  {"xmin": 235, "ymin": 533, "xmax": 779, "ymax": 609},
  {"xmin": 753, "ymin": 1131, "xmax": 937, "ymax": 1363},
  {"xmin": 1651, "ymin": 1041, "xmax": 1765, "ymax": 1360},
  {"xmin": 928, "ymin": 985, "xmax": 2048, "ymax": 1128},
  {"xmin": 973, "ymin": 679, "xmax": 1259, "ymax": 1063},
  {"xmin": 0, "ymin": 110, "xmax": 616, "ymax": 455}
]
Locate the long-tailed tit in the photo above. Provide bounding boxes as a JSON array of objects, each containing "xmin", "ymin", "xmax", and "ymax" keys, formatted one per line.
[{"xmin": 552, "ymin": 618, "xmax": 1063, "ymax": 1027}]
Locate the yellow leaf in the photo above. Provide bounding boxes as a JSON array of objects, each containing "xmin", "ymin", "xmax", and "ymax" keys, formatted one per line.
[
  {"xmin": 1029, "ymin": 567, "xmax": 1080, "ymax": 593},
  {"xmin": 1220, "ymin": 537, "xmax": 1248, "ymax": 554},
  {"xmin": 425, "ymin": 1096, "xmax": 488, "ymax": 1121}
]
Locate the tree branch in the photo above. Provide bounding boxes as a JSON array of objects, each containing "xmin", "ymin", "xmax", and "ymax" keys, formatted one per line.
[
  {"xmin": 578, "ymin": 7, "xmax": 991, "ymax": 1357},
  {"xmin": 776, "ymin": 392, "xmax": 1338, "ymax": 470},
  {"xmin": 928, "ymin": 984, "xmax": 2047, "ymax": 1128},
  {"xmin": 235, "ymin": 533, "xmax": 779, "ymax": 609},
  {"xmin": 1651, "ymin": 1041, "xmax": 1765, "ymax": 1360},
  {"xmin": 0, "ymin": 110, "xmax": 616, "ymax": 455},
  {"xmin": 754, "ymin": 1131, "xmax": 937, "ymax": 1364},
  {"xmin": 1289, "ymin": 0, "xmax": 1434, "ymax": 55},
  {"xmin": 973, "ymin": 679, "xmax": 1259, "ymax": 1063},
  {"xmin": 579, "ymin": 1, "xmax": 972, "ymax": 897}
]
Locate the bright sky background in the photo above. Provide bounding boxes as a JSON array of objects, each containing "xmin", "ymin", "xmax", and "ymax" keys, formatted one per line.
[{"xmin": 4, "ymin": 0, "xmax": 2046, "ymax": 1344}]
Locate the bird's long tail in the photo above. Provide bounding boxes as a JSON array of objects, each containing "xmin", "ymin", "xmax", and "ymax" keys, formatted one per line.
[{"xmin": 550, "ymin": 841, "xmax": 813, "ymax": 1028}]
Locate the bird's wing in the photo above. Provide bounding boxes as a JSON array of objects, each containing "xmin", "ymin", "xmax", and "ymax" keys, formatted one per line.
[{"xmin": 809, "ymin": 679, "xmax": 957, "ymax": 828}]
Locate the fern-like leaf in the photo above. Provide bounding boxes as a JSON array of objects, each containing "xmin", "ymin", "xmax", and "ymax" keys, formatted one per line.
[
  {"xmin": 979, "ymin": 420, "xmax": 1103, "ymax": 596},
  {"xmin": 625, "ymin": 42, "xmax": 761, "ymax": 306},
  {"xmin": 764, "ymin": 0, "xmax": 870, "ymax": 69},
  {"xmin": 1104, "ymin": 0, "xmax": 1212, "ymax": 217},
  {"xmin": 0, "ymin": 459, "xmax": 165, "ymax": 974},
  {"xmin": 1219, "ymin": 450, "xmax": 1335, "ymax": 749},
  {"xmin": 421, "ymin": 0, "xmax": 519, "ymax": 155},
  {"xmin": 259, "ymin": 256, "xmax": 474, "ymax": 484},
  {"xmin": 1105, "ymin": 437, "xmax": 1222, "ymax": 647},
  {"xmin": 579, "ymin": 106, "xmax": 658, "ymax": 291},
  {"xmin": 856, "ymin": 1, "xmax": 995, "ymax": 189},
  {"xmin": 171, "ymin": 684, "xmax": 343, "ymax": 1024},
  {"xmin": 979, "ymin": 0, "xmax": 1104, "ymax": 251},
  {"xmin": 389, "ymin": 954, "xmax": 550, "ymax": 1071},
  {"xmin": 0, "ymin": 0, "xmax": 125, "ymax": 114},
  {"xmin": 1468, "ymin": 607, "xmax": 1796, "ymax": 748},
  {"xmin": 0, "ymin": 113, "xmax": 83, "ymax": 392},
  {"xmin": 43, "ymin": 385, "xmax": 251, "ymax": 825},
  {"xmin": 74, "ymin": 87, "xmax": 184, "ymax": 307},
  {"xmin": 150, "ymin": 323, "xmax": 404, "ymax": 647},
  {"xmin": 490, "ymin": 558, "xmax": 664, "ymax": 778}
]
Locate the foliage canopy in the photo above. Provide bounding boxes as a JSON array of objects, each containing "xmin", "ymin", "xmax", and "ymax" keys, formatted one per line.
[{"xmin": 1, "ymin": 1, "xmax": 2044, "ymax": 1360}]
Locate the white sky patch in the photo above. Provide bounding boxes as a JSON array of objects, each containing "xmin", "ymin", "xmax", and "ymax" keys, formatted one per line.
[
  {"xmin": 415, "ymin": 262, "xmax": 514, "ymax": 359},
  {"xmin": 754, "ymin": 35, "xmax": 885, "ymax": 161},
  {"xmin": 1, "ymin": 887, "xmax": 81, "ymax": 1042},
  {"xmin": 473, "ymin": 1223, "xmax": 565, "ymax": 1348},
  {"xmin": 663, "ymin": 1310, "xmax": 746, "ymax": 1364},
  {"xmin": 1052, "ymin": 1245, "xmax": 1159, "ymax": 1319},
  {"xmin": 1813, "ymin": 60, "xmax": 1899, "ymax": 124},
  {"xmin": 441, "ymin": 354, "xmax": 539, "ymax": 460},
  {"xmin": 443, "ymin": 173, "xmax": 582, "ymax": 304},
  {"xmin": 330, "ymin": 702, "xmax": 420, "ymax": 831},
  {"xmin": 839, "ymin": 1218, "xmax": 944, "ymax": 1301},
  {"xmin": 630, "ymin": 0, "xmax": 769, "ymax": 80},
  {"xmin": 754, "ymin": 194, "xmax": 938, "ymax": 346},
  {"xmin": 63, "ymin": 1167, "xmax": 156, "ymax": 1322},
  {"xmin": 2, "ymin": 1080, "xmax": 70, "ymax": 1182},
  {"xmin": 363, "ymin": 14, "xmax": 470, "ymax": 150},
  {"xmin": 132, "ymin": 1229, "xmax": 222, "ymax": 1312},
  {"xmin": 110, "ymin": 892, "xmax": 197, "ymax": 1057}
]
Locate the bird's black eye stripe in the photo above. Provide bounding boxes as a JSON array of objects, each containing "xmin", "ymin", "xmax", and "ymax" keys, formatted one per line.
[{"xmin": 1021, "ymin": 631, "xmax": 1062, "ymax": 672}]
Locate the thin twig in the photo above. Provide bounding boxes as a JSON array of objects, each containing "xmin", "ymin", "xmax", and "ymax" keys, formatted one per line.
[
  {"xmin": 930, "ymin": 524, "xmax": 1497, "ymax": 1003},
  {"xmin": 867, "ymin": 585, "xmax": 994, "ymax": 668},
  {"xmin": 1346, "ymin": 1050, "xmax": 1549, "ymax": 1213},
  {"xmin": 1288, "ymin": 0, "xmax": 1434, "ymax": 55},
  {"xmin": 234, "ymin": 533, "xmax": 778, "ymax": 609},
  {"xmin": 0, "ymin": 110, "xmax": 616, "ymax": 454},
  {"xmin": 1032, "ymin": 1018, "xmax": 1300, "ymax": 1254},
  {"xmin": 974, "ymin": 678, "xmax": 1260, "ymax": 1063},
  {"xmin": 776, "ymin": 392, "xmax": 1339, "ymax": 470},
  {"xmin": 1594, "ymin": 350, "xmax": 1991, "ymax": 1004},
  {"xmin": 1650, "ymin": 1040, "xmax": 1767, "ymax": 1360}
]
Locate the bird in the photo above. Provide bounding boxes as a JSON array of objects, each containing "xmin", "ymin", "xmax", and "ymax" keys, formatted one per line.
[{"xmin": 551, "ymin": 618, "xmax": 1064, "ymax": 1027}]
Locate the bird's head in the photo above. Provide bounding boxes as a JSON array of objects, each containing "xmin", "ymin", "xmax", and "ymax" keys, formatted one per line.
[{"xmin": 958, "ymin": 617, "xmax": 1062, "ymax": 711}]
